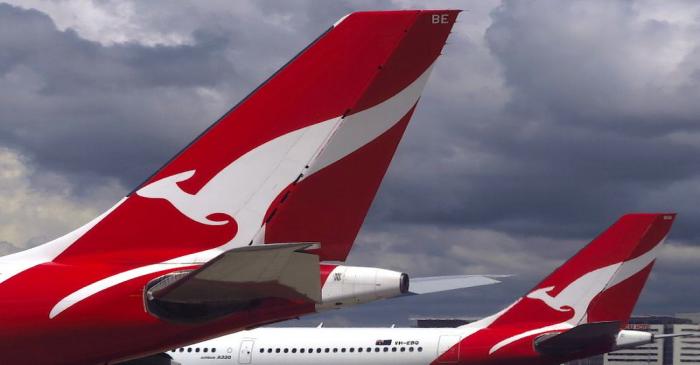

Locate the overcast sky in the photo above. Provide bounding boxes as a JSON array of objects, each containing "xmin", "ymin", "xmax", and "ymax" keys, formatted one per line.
[{"xmin": 1, "ymin": 0, "xmax": 700, "ymax": 327}]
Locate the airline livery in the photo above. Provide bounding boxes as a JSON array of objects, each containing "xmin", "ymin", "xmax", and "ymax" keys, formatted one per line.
[
  {"xmin": 0, "ymin": 10, "xmax": 464, "ymax": 364},
  {"xmin": 163, "ymin": 214, "xmax": 676, "ymax": 365}
]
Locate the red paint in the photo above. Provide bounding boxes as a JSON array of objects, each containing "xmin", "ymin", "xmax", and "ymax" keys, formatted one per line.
[
  {"xmin": 56, "ymin": 196, "xmax": 237, "ymax": 265},
  {"xmin": 264, "ymin": 106, "xmax": 416, "ymax": 261},
  {"xmin": 586, "ymin": 264, "xmax": 655, "ymax": 327},
  {"xmin": 320, "ymin": 264, "xmax": 338, "ymax": 286}
]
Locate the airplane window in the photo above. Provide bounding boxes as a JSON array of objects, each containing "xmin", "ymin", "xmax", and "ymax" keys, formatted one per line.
[
  {"xmin": 292, "ymin": 348, "xmax": 297, "ymax": 353},
  {"xmin": 367, "ymin": 347, "xmax": 372, "ymax": 352},
  {"xmin": 301, "ymin": 349, "xmax": 306, "ymax": 353},
  {"xmin": 333, "ymin": 348, "xmax": 338, "ymax": 353},
  {"xmin": 284, "ymin": 349, "xmax": 289, "ymax": 353},
  {"xmin": 341, "ymin": 348, "xmax": 346, "ymax": 353},
  {"xmin": 212, "ymin": 348, "xmax": 216, "ymax": 353},
  {"xmin": 400, "ymin": 347, "xmax": 405, "ymax": 352},
  {"xmin": 324, "ymin": 348, "xmax": 330, "ymax": 353},
  {"xmin": 374, "ymin": 347, "xmax": 379, "ymax": 352},
  {"xmin": 391, "ymin": 347, "xmax": 397, "ymax": 352},
  {"xmin": 179, "ymin": 348, "xmax": 184, "ymax": 352},
  {"xmin": 203, "ymin": 348, "xmax": 208, "ymax": 353},
  {"xmin": 383, "ymin": 347, "xmax": 388, "ymax": 352},
  {"xmin": 195, "ymin": 348, "xmax": 200, "ymax": 353},
  {"xmin": 418, "ymin": 347, "xmax": 423, "ymax": 352},
  {"xmin": 267, "ymin": 348, "xmax": 272, "ymax": 353},
  {"xmin": 275, "ymin": 348, "xmax": 280, "ymax": 353},
  {"xmin": 409, "ymin": 347, "xmax": 414, "ymax": 352},
  {"xmin": 350, "ymin": 348, "xmax": 355, "ymax": 352},
  {"xmin": 259, "ymin": 348, "xmax": 265, "ymax": 353},
  {"xmin": 316, "ymin": 348, "xmax": 321, "ymax": 353},
  {"xmin": 187, "ymin": 348, "xmax": 192, "ymax": 353},
  {"xmin": 357, "ymin": 348, "xmax": 362, "ymax": 353},
  {"xmin": 309, "ymin": 348, "xmax": 313, "ymax": 353}
]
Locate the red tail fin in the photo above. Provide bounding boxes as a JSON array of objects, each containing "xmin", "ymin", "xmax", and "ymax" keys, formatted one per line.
[
  {"xmin": 263, "ymin": 10, "xmax": 459, "ymax": 260},
  {"xmin": 489, "ymin": 213, "xmax": 675, "ymax": 329},
  {"xmin": 35, "ymin": 10, "xmax": 459, "ymax": 267}
]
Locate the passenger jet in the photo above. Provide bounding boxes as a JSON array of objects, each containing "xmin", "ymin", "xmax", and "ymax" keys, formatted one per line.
[
  {"xmin": 161, "ymin": 214, "xmax": 676, "ymax": 365},
  {"xmin": 0, "ymin": 10, "xmax": 466, "ymax": 364}
]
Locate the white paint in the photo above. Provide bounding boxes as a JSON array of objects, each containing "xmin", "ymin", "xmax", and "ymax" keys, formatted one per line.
[
  {"xmin": 606, "ymin": 239, "xmax": 663, "ymax": 288},
  {"xmin": 526, "ymin": 264, "xmax": 620, "ymax": 323},
  {"xmin": 169, "ymin": 327, "xmax": 457, "ymax": 365},
  {"xmin": 49, "ymin": 262, "xmax": 191, "ymax": 318},
  {"xmin": 305, "ymin": 64, "xmax": 434, "ymax": 177},
  {"xmin": 333, "ymin": 13, "xmax": 351, "ymax": 27}
]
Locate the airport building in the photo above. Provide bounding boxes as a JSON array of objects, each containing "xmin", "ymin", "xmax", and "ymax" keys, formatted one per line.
[
  {"xmin": 569, "ymin": 314, "xmax": 700, "ymax": 365},
  {"xmin": 413, "ymin": 314, "xmax": 700, "ymax": 365}
]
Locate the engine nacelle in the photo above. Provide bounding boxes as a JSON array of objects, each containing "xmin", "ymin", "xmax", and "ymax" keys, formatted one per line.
[
  {"xmin": 613, "ymin": 330, "xmax": 654, "ymax": 350},
  {"xmin": 316, "ymin": 265, "xmax": 409, "ymax": 311}
]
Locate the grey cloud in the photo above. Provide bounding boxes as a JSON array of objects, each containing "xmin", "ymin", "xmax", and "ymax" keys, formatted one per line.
[
  {"xmin": 0, "ymin": 3, "xmax": 245, "ymax": 188},
  {"xmin": 0, "ymin": 241, "xmax": 20, "ymax": 256},
  {"xmin": 364, "ymin": 0, "xmax": 700, "ymax": 244}
]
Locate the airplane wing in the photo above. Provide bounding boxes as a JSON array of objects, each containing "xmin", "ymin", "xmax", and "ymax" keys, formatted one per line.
[
  {"xmin": 145, "ymin": 247, "xmax": 505, "ymax": 322},
  {"xmin": 407, "ymin": 275, "xmax": 505, "ymax": 295},
  {"xmin": 146, "ymin": 243, "xmax": 321, "ymax": 322}
]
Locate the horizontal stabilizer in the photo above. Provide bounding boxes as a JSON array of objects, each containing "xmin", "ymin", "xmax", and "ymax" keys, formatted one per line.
[
  {"xmin": 145, "ymin": 243, "xmax": 320, "ymax": 322},
  {"xmin": 535, "ymin": 321, "xmax": 620, "ymax": 357},
  {"xmin": 407, "ymin": 275, "xmax": 505, "ymax": 295}
]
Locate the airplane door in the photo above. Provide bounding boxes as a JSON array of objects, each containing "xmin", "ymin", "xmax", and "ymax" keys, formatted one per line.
[
  {"xmin": 238, "ymin": 340, "xmax": 254, "ymax": 364},
  {"xmin": 437, "ymin": 335, "xmax": 460, "ymax": 363}
]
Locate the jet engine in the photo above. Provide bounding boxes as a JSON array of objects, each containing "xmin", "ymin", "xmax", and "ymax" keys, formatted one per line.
[
  {"xmin": 316, "ymin": 265, "xmax": 409, "ymax": 310},
  {"xmin": 612, "ymin": 330, "xmax": 655, "ymax": 350}
]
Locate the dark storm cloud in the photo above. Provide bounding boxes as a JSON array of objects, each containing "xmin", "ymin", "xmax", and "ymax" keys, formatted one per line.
[
  {"xmin": 0, "ymin": 3, "xmax": 245, "ymax": 190},
  {"xmin": 365, "ymin": 0, "xmax": 700, "ymax": 243},
  {"xmin": 0, "ymin": 1, "xmax": 395, "ymax": 192}
]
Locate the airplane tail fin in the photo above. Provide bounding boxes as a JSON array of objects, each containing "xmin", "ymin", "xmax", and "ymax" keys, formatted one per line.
[
  {"xmin": 261, "ymin": 10, "xmax": 460, "ymax": 261},
  {"xmin": 487, "ymin": 213, "xmax": 675, "ymax": 329},
  {"xmin": 29, "ymin": 10, "xmax": 458, "ymax": 266}
]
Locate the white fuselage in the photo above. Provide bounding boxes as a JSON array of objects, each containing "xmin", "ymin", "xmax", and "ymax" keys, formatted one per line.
[{"xmin": 168, "ymin": 327, "xmax": 472, "ymax": 365}]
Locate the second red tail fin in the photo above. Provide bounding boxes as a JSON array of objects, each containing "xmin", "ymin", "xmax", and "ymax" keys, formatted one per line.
[{"xmin": 488, "ymin": 213, "xmax": 675, "ymax": 329}]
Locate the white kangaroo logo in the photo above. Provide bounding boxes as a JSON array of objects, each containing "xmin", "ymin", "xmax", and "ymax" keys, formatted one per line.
[
  {"xmin": 136, "ymin": 120, "xmax": 337, "ymax": 249},
  {"xmin": 525, "ymin": 245, "xmax": 660, "ymax": 324},
  {"xmin": 525, "ymin": 263, "xmax": 618, "ymax": 322}
]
